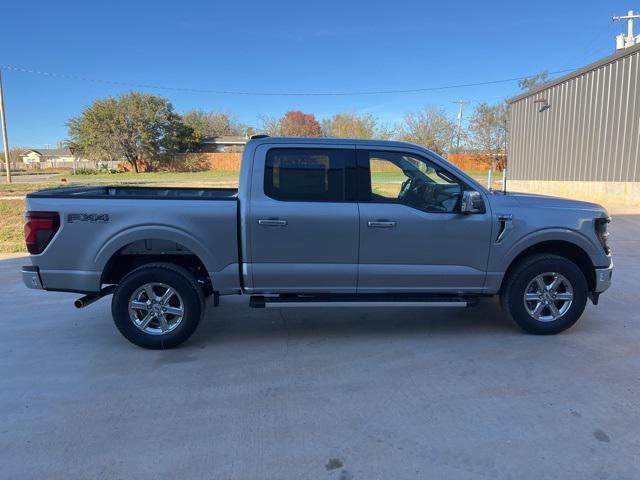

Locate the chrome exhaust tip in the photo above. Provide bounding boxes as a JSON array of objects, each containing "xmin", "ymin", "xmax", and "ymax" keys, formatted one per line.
[{"xmin": 74, "ymin": 285, "xmax": 115, "ymax": 309}]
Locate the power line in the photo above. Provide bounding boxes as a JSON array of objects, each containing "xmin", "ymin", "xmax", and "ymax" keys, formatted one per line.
[
  {"xmin": 573, "ymin": 21, "xmax": 617, "ymax": 65},
  {"xmin": 0, "ymin": 64, "xmax": 577, "ymax": 97}
]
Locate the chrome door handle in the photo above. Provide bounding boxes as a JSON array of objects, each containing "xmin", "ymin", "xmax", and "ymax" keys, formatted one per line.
[
  {"xmin": 367, "ymin": 220, "xmax": 397, "ymax": 228},
  {"xmin": 258, "ymin": 219, "xmax": 288, "ymax": 227}
]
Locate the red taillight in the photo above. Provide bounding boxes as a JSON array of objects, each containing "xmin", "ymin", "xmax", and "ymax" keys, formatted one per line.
[{"xmin": 24, "ymin": 211, "xmax": 60, "ymax": 254}]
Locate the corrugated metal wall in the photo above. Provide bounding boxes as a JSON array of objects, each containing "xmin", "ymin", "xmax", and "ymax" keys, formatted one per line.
[{"xmin": 509, "ymin": 48, "xmax": 640, "ymax": 181}]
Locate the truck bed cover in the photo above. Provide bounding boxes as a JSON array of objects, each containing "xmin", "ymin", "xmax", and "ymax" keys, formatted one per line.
[{"xmin": 27, "ymin": 186, "xmax": 238, "ymax": 200}]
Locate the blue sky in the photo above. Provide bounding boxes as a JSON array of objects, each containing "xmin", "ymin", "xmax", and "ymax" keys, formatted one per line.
[{"xmin": 0, "ymin": 0, "xmax": 631, "ymax": 147}]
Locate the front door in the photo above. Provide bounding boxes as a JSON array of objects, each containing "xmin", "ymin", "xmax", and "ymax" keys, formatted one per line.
[
  {"xmin": 356, "ymin": 148, "xmax": 493, "ymax": 293},
  {"xmin": 248, "ymin": 144, "xmax": 359, "ymax": 293}
]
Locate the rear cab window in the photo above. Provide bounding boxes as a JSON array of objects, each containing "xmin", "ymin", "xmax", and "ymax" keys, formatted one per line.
[{"xmin": 264, "ymin": 148, "xmax": 355, "ymax": 202}]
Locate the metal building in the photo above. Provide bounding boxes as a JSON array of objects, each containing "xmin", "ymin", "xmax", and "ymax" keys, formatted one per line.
[{"xmin": 507, "ymin": 43, "xmax": 640, "ymax": 203}]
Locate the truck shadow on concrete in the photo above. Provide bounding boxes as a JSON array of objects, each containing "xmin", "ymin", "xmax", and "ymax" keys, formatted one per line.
[{"xmin": 191, "ymin": 296, "xmax": 519, "ymax": 347}]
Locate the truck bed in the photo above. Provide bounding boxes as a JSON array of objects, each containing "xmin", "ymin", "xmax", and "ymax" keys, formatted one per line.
[
  {"xmin": 27, "ymin": 185, "xmax": 238, "ymax": 200},
  {"xmin": 24, "ymin": 185, "xmax": 241, "ymax": 294}
]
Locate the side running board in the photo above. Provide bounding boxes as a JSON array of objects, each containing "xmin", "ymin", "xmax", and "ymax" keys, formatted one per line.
[{"xmin": 250, "ymin": 295, "xmax": 477, "ymax": 309}]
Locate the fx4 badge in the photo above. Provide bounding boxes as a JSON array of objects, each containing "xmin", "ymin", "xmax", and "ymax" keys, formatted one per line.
[{"xmin": 67, "ymin": 213, "xmax": 110, "ymax": 223}]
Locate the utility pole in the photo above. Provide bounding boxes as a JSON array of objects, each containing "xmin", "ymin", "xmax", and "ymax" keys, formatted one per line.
[
  {"xmin": 0, "ymin": 68, "xmax": 11, "ymax": 183},
  {"xmin": 452, "ymin": 100, "xmax": 468, "ymax": 151},
  {"xmin": 613, "ymin": 10, "xmax": 640, "ymax": 50}
]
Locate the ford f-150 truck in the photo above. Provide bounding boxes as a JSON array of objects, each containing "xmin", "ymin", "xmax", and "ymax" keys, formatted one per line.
[{"xmin": 21, "ymin": 136, "xmax": 613, "ymax": 349}]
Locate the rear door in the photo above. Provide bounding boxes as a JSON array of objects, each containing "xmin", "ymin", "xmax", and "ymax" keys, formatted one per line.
[
  {"xmin": 356, "ymin": 147, "xmax": 493, "ymax": 293},
  {"xmin": 247, "ymin": 143, "xmax": 359, "ymax": 293}
]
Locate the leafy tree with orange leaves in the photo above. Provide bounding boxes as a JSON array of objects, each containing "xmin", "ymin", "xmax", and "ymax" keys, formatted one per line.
[{"xmin": 262, "ymin": 110, "xmax": 321, "ymax": 137}]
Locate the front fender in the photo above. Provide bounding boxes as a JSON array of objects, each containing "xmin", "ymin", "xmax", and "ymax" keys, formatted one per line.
[{"xmin": 494, "ymin": 227, "xmax": 601, "ymax": 273}]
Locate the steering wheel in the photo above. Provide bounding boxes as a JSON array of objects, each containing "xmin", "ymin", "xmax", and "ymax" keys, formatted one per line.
[
  {"xmin": 399, "ymin": 177, "xmax": 461, "ymax": 212},
  {"xmin": 398, "ymin": 176, "xmax": 428, "ymax": 207},
  {"xmin": 399, "ymin": 177, "xmax": 411, "ymax": 199}
]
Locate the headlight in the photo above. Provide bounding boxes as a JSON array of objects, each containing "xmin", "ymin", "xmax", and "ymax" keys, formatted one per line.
[{"xmin": 595, "ymin": 217, "xmax": 611, "ymax": 254}]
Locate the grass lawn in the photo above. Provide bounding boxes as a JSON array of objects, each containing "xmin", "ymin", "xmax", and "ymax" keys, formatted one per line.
[{"xmin": 0, "ymin": 200, "xmax": 25, "ymax": 253}]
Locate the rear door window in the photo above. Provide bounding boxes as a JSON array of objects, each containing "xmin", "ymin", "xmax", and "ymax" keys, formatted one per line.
[{"xmin": 264, "ymin": 148, "xmax": 354, "ymax": 202}]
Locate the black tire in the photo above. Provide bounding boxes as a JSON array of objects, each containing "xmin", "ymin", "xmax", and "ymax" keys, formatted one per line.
[
  {"xmin": 111, "ymin": 263, "xmax": 205, "ymax": 349},
  {"xmin": 501, "ymin": 254, "xmax": 588, "ymax": 335}
]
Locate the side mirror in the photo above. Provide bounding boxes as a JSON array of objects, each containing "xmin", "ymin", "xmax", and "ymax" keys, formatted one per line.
[{"xmin": 461, "ymin": 190, "xmax": 485, "ymax": 214}]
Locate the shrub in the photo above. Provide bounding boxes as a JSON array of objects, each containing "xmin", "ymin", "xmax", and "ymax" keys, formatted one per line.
[
  {"xmin": 72, "ymin": 165, "xmax": 120, "ymax": 175},
  {"xmin": 73, "ymin": 168, "xmax": 98, "ymax": 175},
  {"xmin": 176, "ymin": 154, "xmax": 209, "ymax": 172},
  {"xmin": 148, "ymin": 154, "xmax": 209, "ymax": 172}
]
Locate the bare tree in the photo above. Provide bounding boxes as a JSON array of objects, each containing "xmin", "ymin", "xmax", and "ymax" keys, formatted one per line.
[
  {"xmin": 321, "ymin": 112, "xmax": 390, "ymax": 139},
  {"xmin": 0, "ymin": 147, "xmax": 25, "ymax": 170},
  {"xmin": 9, "ymin": 147, "xmax": 24, "ymax": 163},
  {"xmin": 182, "ymin": 111, "xmax": 241, "ymax": 140},
  {"xmin": 259, "ymin": 115, "xmax": 282, "ymax": 136},
  {"xmin": 518, "ymin": 70, "xmax": 549, "ymax": 91},
  {"xmin": 467, "ymin": 102, "xmax": 508, "ymax": 169},
  {"xmin": 398, "ymin": 107, "xmax": 456, "ymax": 155}
]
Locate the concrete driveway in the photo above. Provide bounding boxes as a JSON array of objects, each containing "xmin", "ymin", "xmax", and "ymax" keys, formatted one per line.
[{"xmin": 1, "ymin": 215, "xmax": 639, "ymax": 480}]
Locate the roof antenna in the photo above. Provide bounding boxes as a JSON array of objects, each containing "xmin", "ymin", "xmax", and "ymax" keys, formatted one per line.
[
  {"xmin": 502, "ymin": 166, "xmax": 507, "ymax": 193},
  {"xmin": 502, "ymin": 116, "xmax": 508, "ymax": 194}
]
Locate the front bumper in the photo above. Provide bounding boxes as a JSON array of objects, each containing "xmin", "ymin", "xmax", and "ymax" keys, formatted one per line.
[
  {"xmin": 593, "ymin": 262, "xmax": 613, "ymax": 293},
  {"xmin": 22, "ymin": 265, "xmax": 43, "ymax": 290}
]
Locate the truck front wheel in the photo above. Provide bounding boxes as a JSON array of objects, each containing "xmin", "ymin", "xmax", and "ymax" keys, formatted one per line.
[
  {"xmin": 501, "ymin": 254, "xmax": 588, "ymax": 335},
  {"xmin": 111, "ymin": 263, "xmax": 204, "ymax": 349}
]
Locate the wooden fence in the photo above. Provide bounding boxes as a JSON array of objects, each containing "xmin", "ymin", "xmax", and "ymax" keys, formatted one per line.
[
  {"xmin": 3, "ymin": 152, "xmax": 504, "ymax": 174},
  {"xmin": 116, "ymin": 153, "xmax": 243, "ymax": 172},
  {"xmin": 198, "ymin": 152, "xmax": 242, "ymax": 171},
  {"xmin": 447, "ymin": 153, "xmax": 506, "ymax": 172}
]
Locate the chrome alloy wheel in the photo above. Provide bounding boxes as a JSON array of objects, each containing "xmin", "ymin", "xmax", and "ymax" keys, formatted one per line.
[
  {"xmin": 128, "ymin": 283, "xmax": 184, "ymax": 335},
  {"xmin": 523, "ymin": 272, "xmax": 574, "ymax": 322}
]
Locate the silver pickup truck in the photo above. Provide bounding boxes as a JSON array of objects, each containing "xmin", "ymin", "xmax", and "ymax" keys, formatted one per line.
[{"xmin": 22, "ymin": 136, "xmax": 613, "ymax": 349}]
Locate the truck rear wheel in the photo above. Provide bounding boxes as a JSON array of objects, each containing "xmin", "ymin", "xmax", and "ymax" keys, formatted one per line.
[
  {"xmin": 501, "ymin": 254, "xmax": 588, "ymax": 335},
  {"xmin": 111, "ymin": 263, "xmax": 204, "ymax": 349}
]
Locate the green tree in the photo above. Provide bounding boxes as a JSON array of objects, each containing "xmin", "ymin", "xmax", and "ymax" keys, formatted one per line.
[
  {"xmin": 321, "ymin": 112, "xmax": 388, "ymax": 139},
  {"xmin": 468, "ymin": 102, "xmax": 508, "ymax": 169},
  {"xmin": 518, "ymin": 70, "xmax": 549, "ymax": 91},
  {"xmin": 67, "ymin": 92, "xmax": 193, "ymax": 173},
  {"xmin": 398, "ymin": 107, "xmax": 456, "ymax": 155}
]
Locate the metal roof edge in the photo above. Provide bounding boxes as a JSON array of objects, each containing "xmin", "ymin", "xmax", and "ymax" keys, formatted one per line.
[{"xmin": 507, "ymin": 43, "xmax": 640, "ymax": 104}]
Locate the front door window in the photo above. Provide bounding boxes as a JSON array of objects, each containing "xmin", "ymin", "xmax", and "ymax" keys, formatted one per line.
[{"xmin": 364, "ymin": 150, "xmax": 464, "ymax": 213}]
